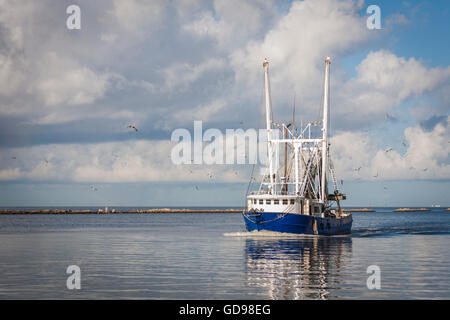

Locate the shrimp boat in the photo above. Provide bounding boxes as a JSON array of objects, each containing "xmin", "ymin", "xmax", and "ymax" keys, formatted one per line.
[{"xmin": 243, "ymin": 57, "xmax": 352, "ymax": 235}]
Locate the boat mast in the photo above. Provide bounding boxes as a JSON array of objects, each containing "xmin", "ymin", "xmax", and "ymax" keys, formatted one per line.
[
  {"xmin": 263, "ymin": 58, "xmax": 274, "ymax": 194},
  {"xmin": 321, "ymin": 57, "xmax": 331, "ymax": 203}
]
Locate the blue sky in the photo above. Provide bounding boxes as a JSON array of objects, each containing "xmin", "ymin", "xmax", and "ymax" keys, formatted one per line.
[{"xmin": 0, "ymin": 0, "xmax": 448, "ymax": 207}]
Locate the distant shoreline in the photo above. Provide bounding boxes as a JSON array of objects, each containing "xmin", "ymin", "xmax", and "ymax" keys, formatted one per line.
[
  {"xmin": 394, "ymin": 208, "xmax": 431, "ymax": 212},
  {"xmin": 0, "ymin": 207, "xmax": 447, "ymax": 214},
  {"xmin": 0, "ymin": 208, "xmax": 243, "ymax": 214},
  {"xmin": 0, "ymin": 208, "xmax": 374, "ymax": 214}
]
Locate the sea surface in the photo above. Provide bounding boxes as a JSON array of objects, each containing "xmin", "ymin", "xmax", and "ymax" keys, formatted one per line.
[{"xmin": 0, "ymin": 207, "xmax": 449, "ymax": 299}]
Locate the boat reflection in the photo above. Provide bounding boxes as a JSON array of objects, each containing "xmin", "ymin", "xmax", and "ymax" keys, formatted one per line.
[{"xmin": 245, "ymin": 235, "xmax": 352, "ymax": 299}]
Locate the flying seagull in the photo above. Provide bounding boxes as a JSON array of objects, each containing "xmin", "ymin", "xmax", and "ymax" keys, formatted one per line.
[
  {"xmin": 127, "ymin": 125, "xmax": 138, "ymax": 132},
  {"xmin": 385, "ymin": 147, "xmax": 393, "ymax": 153}
]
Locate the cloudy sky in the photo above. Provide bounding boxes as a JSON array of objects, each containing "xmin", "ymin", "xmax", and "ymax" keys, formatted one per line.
[{"xmin": 0, "ymin": 0, "xmax": 448, "ymax": 207}]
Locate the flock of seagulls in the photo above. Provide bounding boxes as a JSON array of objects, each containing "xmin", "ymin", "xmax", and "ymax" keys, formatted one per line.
[{"xmin": 9, "ymin": 114, "xmax": 433, "ymax": 196}]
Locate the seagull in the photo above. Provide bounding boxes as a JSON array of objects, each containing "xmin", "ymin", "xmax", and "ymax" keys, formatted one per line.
[
  {"xmin": 423, "ymin": 168, "xmax": 428, "ymax": 171},
  {"xmin": 194, "ymin": 185, "xmax": 199, "ymax": 191},
  {"xmin": 402, "ymin": 141, "xmax": 407, "ymax": 147},
  {"xmin": 354, "ymin": 167, "xmax": 361, "ymax": 172},
  {"xmin": 385, "ymin": 113, "xmax": 391, "ymax": 120},
  {"xmin": 90, "ymin": 186, "xmax": 98, "ymax": 191},
  {"xmin": 385, "ymin": 147, "xmax": 393, "ymax": 153},
  {"xmin": 373, "ymin": 172, "xmax": 378, "ymax": 178},
  {"xmin": 383, "ymin": 186, "xmax": 388, "ymax": 190},
  {"xmin": 11, "ymin": 156, "xmax": 16, "ymax": 159},
  {"xmin": 127, "ymin": 125, "xmax": 138, "ymax": 132}
]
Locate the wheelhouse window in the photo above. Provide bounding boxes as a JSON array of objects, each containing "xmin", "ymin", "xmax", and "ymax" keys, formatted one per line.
[
  {"xmin": 282, "ymin": 199, "xmax": 288, "ymax": 205},
  {"xmin": 290, "ymin": 199, "xmax": 295, "ymax": 205},
  {"xmin": 274, "ymin": 199, "xmax": 280, "ymax": 205},
  {"xmin": 266, "ymin": 200, "xmax": 271, "ymax": 205},
  {"xmin": 253, "ymin": 199, "xmax": 257, "ymax": 204},
  {"xmin": 259, "ymin": 200, "xmax": 264, "ymax": 205}
]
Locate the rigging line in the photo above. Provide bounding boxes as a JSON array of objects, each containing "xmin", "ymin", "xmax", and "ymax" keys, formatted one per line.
[
  {"xmin": 243, "ymin": 69, "xmax": 265, "ymax": 208},
  {"xmin": 269, "ymin": 68, "xmax": 274, "ymax": 127}
]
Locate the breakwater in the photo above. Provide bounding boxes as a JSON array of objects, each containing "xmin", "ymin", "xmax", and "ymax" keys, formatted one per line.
[
  {"xmin": 0, "ymin": 207, "xmax": 376, "ymax": 214},
  {"xmin": 342, "ymin": 208, "xmax": 376, "ymax": 212},
  {"xmin": 394, "ymin": 208, "xmax": 431, "ymax": 212},
  {"xmin": 0, "ymin": 208, "xmax": 244, "ymax": 214}
]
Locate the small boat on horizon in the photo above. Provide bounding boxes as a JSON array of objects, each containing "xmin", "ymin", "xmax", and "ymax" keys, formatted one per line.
[{"xmin": 243, "ymin": 57, "xmax": 352, "ymax": 235}]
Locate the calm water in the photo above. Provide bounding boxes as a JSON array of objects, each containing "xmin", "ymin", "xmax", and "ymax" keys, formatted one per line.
[{"xmin": 0, "ymin": 207, "xmax": 449, "ymax": 299}]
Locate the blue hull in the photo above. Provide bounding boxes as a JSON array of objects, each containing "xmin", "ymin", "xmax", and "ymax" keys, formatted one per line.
[{"xmin": 243, "ymin": 212, "xmax": 352, "ymax": 235}]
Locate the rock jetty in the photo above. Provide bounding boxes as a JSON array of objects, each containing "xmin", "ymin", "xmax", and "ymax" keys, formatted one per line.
[
  {"xmin": 0, "ymin": 208, "xmax": 243, "ymax": 214},
  {"xmin": 342, "ymin": 208, "xmax": 376, "ymax": 212},
  {"xmin": 394, "ymin": 208, "xmax": 431, "ymax": 212}
]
